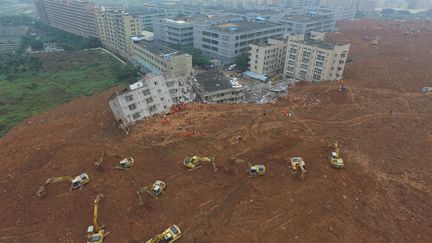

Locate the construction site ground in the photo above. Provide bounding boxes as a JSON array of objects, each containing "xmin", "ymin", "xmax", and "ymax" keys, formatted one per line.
[{"xmin": 1, "ymin": 19, "xmax": 431, "ymax": 242}]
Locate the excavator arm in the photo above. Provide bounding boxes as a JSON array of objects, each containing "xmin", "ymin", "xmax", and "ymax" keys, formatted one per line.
[
  {"xmin": 93, "ymin": 194, "xmax": 104, "ymax": 232},
  {"xmin": 36, "ymin": 176, "xmax": 74, "ymax": 198}
]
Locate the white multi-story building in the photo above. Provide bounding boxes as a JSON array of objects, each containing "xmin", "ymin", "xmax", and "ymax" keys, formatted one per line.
[
  {"xmin": 108, "ymin": 74, "xmax": 191, "ymax": 127},
  {"xmin": 283, "ymin": 34, "xmax": 350, "ymax": 81},
  {"xmin": 130, "ymin": 39, "xmax": 192, "ymax": 78},
  {"xmin": 249, "ymin": 38, "xmax": 288, "ymax": 76},
  {"xmin": 153, "ymin": 18, "xmax": 194, "ymax": 45},
  {"xmin": 193, "ymin": 20, "xmax": 285, "ymax": 62}
]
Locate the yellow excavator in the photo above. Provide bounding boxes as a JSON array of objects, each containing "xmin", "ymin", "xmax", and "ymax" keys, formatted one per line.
[
  {"xmin": 95, "ymin": 151, "xmax": 134, "ymax": 170},
  {"xmin": 36, "ymin": 173, "xmax": 89, "ymax": 198},
  {"xmin": 230, "ymin": 157, "xmax": 266, "ymax": 176},
  {"xmin": 87, "ymin": 194, "xmax": 110, "ymax": 243},
  {"xmin": 289, "ymin": 157, "xmax": 307, "ymax": 180},
  {"xmin": 183, "ymin": 156, "xmax": 217, "ymax": 172},
  {"xmin": 329, "ymin": 142, "xmax": 344, "ymax": 168},
  {"xmin": 146, "ymin": 225, "xmax": 181, "ymax": 243},
  {"xmin": 137, "ymin": 180, "xmax": 166, "ymax": 205}
]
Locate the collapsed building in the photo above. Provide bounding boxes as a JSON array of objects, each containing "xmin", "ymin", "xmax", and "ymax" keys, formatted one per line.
[
  {"xmin": 193, "ymin": 71, "xmax": 246, "ymax": 104},
  {"xmin": 108, "ymin": 74, "xmax": 192, "ymax": 128}
]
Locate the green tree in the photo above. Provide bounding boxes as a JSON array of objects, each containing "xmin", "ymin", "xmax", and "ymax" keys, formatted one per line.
[
  {"xmin": 172, "ymin": 45, "xmax": 211, "ymax": 66},
  {"xmin": 30, "ymin": 39, "xmax": 44, "ymax": 50},
  {"xmin": 234, "ymin": 54, "xmax": 249, "ymax": 70}
]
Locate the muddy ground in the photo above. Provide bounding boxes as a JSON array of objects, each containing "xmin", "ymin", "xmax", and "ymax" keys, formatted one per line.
[{"xmin": 0, "ymin": 19, "xmax": 431, "ymax": 242}]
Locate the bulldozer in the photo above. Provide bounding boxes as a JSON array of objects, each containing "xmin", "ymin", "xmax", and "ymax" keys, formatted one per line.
[
  {"xmin": 36, "ymin": 173, "xmax": 89, "ymax": 198},
  {"xmin": 230, "ymin": 157, "xmax": 266, "ymax": 176},
  {"xmin": 289, "ymin": 157, "xmax": 307, "ymax": 180},
  {"xmin": 95, "ymin": 151, "xmax": 134, "ymax": 170},
  {"xmin": 137, "ymin": 180, "xmax": 166, "ymax": 205},
  {"xmin": 329, "ymin": 142, "xmax": 344, "ymax": 168},
  {"xmin": 183, "ymin": 156, "xmax": 217, "ymax": 172},
  {"xmin": 146, "ymin": 225, "xmax": 181, "ymax": 243},
  {"xmin": 86, "ymin": 194, "xmax": 110, "ymax": 243}
]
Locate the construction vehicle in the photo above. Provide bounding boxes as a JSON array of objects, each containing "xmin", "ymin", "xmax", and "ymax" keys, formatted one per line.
[
  {"xmin": 338, "ymin": 80, "xmax": 347, "ymax": 92},
  {"xmin": 87, "ymin": 194, "xmax": 110, "ymax": 243},
  {"xmin": 371, "ymin": 37, "xmax": 379, "ymax": 45},
  {"xmin": 95, "ymin": 151, "xmax": 134, "ymax": 170},
  {"xmin": 329, "ymin": 142, "xmax": 344, "ymax": 168},
  {"xmin": 36, "ymin": 173, "xmax": 89, "ymax": 198},
  {"xmin": 183, "ymin": 156, "xmax": 217, "ymax": 172},
  {"xmin": 289, "ymin": 157, "xmax": 307, "ymax": 180},
  {"xmin": 146, "ymin": 225, "xmax": 181, "ymax": 243},
  {"xmin": 230, "ymin": 157, "xmax": 266, "ymax": 176},
  {"xmin": 137, "ymin": 180, "xmax": 166, "ymax": 205}
]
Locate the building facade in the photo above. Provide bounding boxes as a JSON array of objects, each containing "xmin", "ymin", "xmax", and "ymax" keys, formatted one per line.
[
  {"xmin": 96, "ymin": 11, "xmax": 142, "ymax": 58},
  {"xmin": 283, "ymin": 35, "xmax": 350, "ymax": 81},
  {"xmin": 38, "ymin": 0, "xmax": 98, "ymax": 38},
  {"xmin": 193, "ymin": 21, "xmax": 285, "ymax": 62},
  {"xmin": 109, "ymin": 74, "xmax": 191, "ymax": 126},
  {"xmin": 153, "ymin": 18, "xmax": 194, "ymax": 45},
  {"xmin": 249, "ymin": 38, "xmax": 287, "ymax": 76},
  {"xmin": 193, "ymin": 71, "xmax": 246, "ymax": 103},
  {"xmin": 130, "ymin": 40, "xmax": 192, "ymax": 78}
]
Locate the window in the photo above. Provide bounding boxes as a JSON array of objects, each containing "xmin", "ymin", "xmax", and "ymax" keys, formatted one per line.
[
  {"xmin": 128, "ymin": 103, "xmax": 137, "ymax": 110},
  {"xmin": 148, "ymin": 105, "xmax": 157, "ymax": 112},
  {"xmin": 124, "ymin": 95, "xmax": 133, "ymax": 102},
  {"xmin": 132, "ymin": 112, "xmax": 140, "ymax": 119},
  {"xmin": 146, "ymin": 97, "xmax": 154, "ymax": 104}
]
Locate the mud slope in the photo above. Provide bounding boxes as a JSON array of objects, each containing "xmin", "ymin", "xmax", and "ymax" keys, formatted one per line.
[{"xmin": 0, "ymin": 20, "xmax": 431, "ymax": 243}]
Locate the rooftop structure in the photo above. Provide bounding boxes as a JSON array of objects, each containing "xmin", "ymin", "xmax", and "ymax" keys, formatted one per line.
[
  {"xmin": 209, "ymin": 21, "xmax": 282, "ymax": 33},
  {"xmin": 271, "ymin": 11, "xmax": 335, "ymax": 34},
  {"xmin": 193, "ymin": 71, "xmax": 246, "ymax": 103}
]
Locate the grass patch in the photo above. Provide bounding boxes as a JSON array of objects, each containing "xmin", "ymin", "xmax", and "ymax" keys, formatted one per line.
[{"xmin": 0, "ymin": 49, "xmax": 131, "ymax": 137}]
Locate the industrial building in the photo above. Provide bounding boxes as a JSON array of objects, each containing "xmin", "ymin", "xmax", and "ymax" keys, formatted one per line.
[
  {"xmin": 153, "ymin": 18, "xmax": 194, "ymax": 46},
  {"xmin": 193, "ymin": 21, "xmax": 285, "ymax": 62},
  {"xmin": 193, "ymin": 71, "xmax": 246, "ymax": 103},
  {"xmin": 283, "ymin": 34, "xmax": 350, "ymax": 81},
  {"xmin": 272, "ymin": 11, "xmax": 335, "ymax": 34},
  {"xmin": 35, "ymin": 0, "xmax": 99, "ymax": 38},
  {"xmin": 108, "ymin": 74, "xmax": 191, "ymax": 127},
  {"xmin": 130, "ymin": 40, "xmax": 192, "ymax": 78},
  {"xmin": 96, "ymin": 11, "xmax": 142, "ymax": 58}
]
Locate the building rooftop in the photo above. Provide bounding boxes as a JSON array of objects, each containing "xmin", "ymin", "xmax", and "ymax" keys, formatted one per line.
[
  {"xmin": 210, "ymin": 21, "xmax": 282, "ymax": 33},
  {"xmin": 293, "ymin": 39, "xmax": 348, "ymax": 50},
  {"xmin": 195, "ymin": 71, "xmax": 242, "ymax": 93},
  {"xmin": 134, "ymin": 40, "xmax": 185, "ymax": 56},
  {"xmin": 279, "ymin": 14, "xmax": 331, "ymax": 23}
]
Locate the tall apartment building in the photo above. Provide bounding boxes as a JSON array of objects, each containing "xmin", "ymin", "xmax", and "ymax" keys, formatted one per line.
[
  {"xmin": 109, "ymin": 74, "xmax": 191, "ymax": 127},
  {"xmin": 96, "ymin": 11, "xmax": 142, "ymax": 58},
  {"xmin": 130, "ymin": 40, "xmax": 192, "ymax": 78},
  {"xmin": 193, "ymin": 21, "xmax": 285, "ymax": 62},
  {"xmin": 283, "ymin": 35, "xmax": 350, "ymax": 81},
  {"xmin": 249, "ymin": 38, "xmax": 287, "ymax": 76},
  {"xmin": 273, "ymin": 12, "xmax": 335, "ymax": 35},
  {"xmin": 153, "ymin": 18, "xmax": 194, "ymax": 45},
  {"xmin": 127, "ymin": 8, "xmax": 174, "ymax": 31},
  {"xmin": 36, "ymin": 0, "xmax": 98, "ymax": 38}
]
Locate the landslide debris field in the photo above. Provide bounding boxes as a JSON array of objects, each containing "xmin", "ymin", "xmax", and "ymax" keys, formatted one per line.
[{"xmin": 1, "ymin": 20, "xmax": 431, "ymax": 242}]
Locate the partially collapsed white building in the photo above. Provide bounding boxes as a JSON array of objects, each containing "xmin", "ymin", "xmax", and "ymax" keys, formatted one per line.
[{"xmin": 108, "ymin": 74, "xmax": 192, "ymax": 127}]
